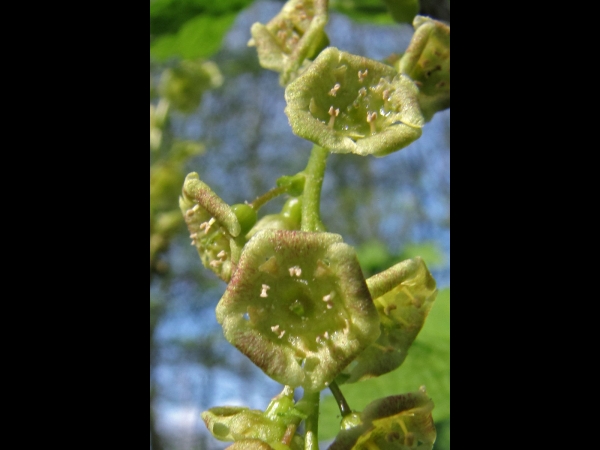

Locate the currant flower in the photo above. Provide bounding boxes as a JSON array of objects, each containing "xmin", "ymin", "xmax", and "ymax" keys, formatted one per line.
[
  {"xmin": 397, "ymin": 16, "xmax": 450, "ymax": 122},
  {"xmin": 285, "ymin": 47, "xmax": 424, "ymax": 157},
  {"xmin": 216, "ymin": 230, "xmax": 380, "ymax": 392},
  {"xmin": 338, "ymin": 257, "xmax": 437, "ymax": 383},
  {"xmin": 179, "ymin": 172, "xmax": 243, "ymax": 282},
  {"xmin": 202, "ymin": 386, "xmax": 305, "ymax": 450},
  {"xmin": 329, "ymin": 386, "xmax": 436, "ymax": 450},
  {"xmin": 248, "ymin": 0, "xmax": 329, "ymax": 85}
]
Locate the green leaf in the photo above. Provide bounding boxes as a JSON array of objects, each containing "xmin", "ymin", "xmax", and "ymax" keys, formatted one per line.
[
  {"xmin": 399, "ymin": 242, "xmax": 445, "ymax": 268},
  {"xmin": 150, "ymin": 0, "xmax": 255, "ymax": 36},
  {"xmin": 381, "ymin": 0, "xmax": 419, "ymax": 24},
  {"xmin": 150, "ymin": 13, "xmax": 237, "ymax": 61},
  {"xmin": 319, "ymin": 288, "xmax": 449, "ymax": 440},
  {"xmin": 329, "ymin": 0, "xmax": 396, "ymax": 24}
]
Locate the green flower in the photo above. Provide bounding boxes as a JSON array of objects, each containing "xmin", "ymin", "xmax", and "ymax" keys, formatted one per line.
[
  {"xmin": 179, "ymin": 172, "xmax": 242, "ymax": 282},
  {"xmin": 338, "ymin": 258, "xmax": 437, "ymax": 383},
  {"xmin": 158, "ymin": 60, "xmax": 222, "ymax": 113},
  {"xmin": 248, "ymin": 0, "xmax": 329, "ymax": 85},
  {"xmin": 397, "ymin": 16, "xmax": 450, "ymax": 122},
  {"xmin": 329, "ymin": 387, "xmax": 436, "ymax": 450},
  {"xmin": 216, "ymin": 230, "xmax": 380, "ymax": 392},
  {"xmin": 285, "ymin": 47, "xmax": 424, "ymax": 157},
  {"xmin": 202, "ymin": 386, "xmax": 305, "ymax": 450}
]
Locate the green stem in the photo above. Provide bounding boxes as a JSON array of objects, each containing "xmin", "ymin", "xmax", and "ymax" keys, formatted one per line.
[
  {"xmin": 301, "ymin": 145, "xmax": 328, "ymax": 232},
  {"xmin": 328, "ymin": 381, "xmax": 352, "ymax": 417},
  {"xmin": 249, "ymin": 184, "xmax": 289, "ymax": 211},
  {"xmin": 301, "ymin": 391, "xmax": 320, "ymax": 450}
]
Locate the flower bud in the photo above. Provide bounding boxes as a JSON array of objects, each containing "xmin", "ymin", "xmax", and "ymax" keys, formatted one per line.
[{"xmin": 232, "ymin": 204, "xmax": 258, "ymax": 235}]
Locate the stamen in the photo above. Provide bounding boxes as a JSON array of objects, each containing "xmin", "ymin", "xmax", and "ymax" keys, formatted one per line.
[
  {"xmin": 328, "ymin": 83, "xmax": 341, "ymax": 96},
  {"xmin": 367, "ymin": 111, "xmax": 377, "ymax": 134},
  {"xmin": 260, "ymin": 284, "xmax": 271, "ymax": 298}
]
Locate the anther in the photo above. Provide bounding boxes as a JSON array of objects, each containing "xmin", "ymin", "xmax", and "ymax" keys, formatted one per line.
[
  {"xmin": 328, "ymin": 83, "xmax": 341, "ymax": 96},
  {"xmin": 190, "ymin": 233, "xmax": 198, "ymax": 239},
  {"xmin": 278, "ymin": 330, "xmax": 286, "ymax": 339},
  {"xmin": 343, "ymin": 319, "xmax": 350, "ymax": 334},
  {"xmin": 271, "ymin": 324, "xmax": 280, "ymax": 333},
  {"xmin": 382, "ymin": 89, "xmax": 390, "ymax": 101},
  {"xmin": 326, "ymin": 302, "xmax": 333, "ymax": 309},
  {"xmin": 358, "ymin": 69, "xmax": 368, "ymax": 82},
  {"xmin": 288, "ymin": 266, "xmax": 302, "ymax": 277},
  {"xmin": 358, "ymin": 87, "xmax": 367, "ymax": 97},
  {"xmin": 217, "ymin": 250, "xmax": 227, "ymax": 259},
  {"xmin": 328, "ymin": 106, "xmax": 339, "ymax": 128},
  {"xmin": 209, "ymin": 260, "xmax": 223, "ymax": 267},
  {"xmin": 260, "ymin": 284, "xmax": 271, "ymax": 298},
  {"xmin": 384, "ymin": 304, "xmax": 397, "ymax": 316}
]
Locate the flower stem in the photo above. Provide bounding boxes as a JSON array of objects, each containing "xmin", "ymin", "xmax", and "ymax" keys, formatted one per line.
[
  {"xmin": 249, "ymin": 184, "xmax": 289, "ymax": 211},
  {"xmin": 301, "ymin": 145, "xmax": 328, "ymax": 232},
  {"xmin": 328, "ymin": 381, "xmax": 352, "ymax": 417},
  {"xmin": 301, "ymin": 391, "xmax": 320, "ymax": 450}
]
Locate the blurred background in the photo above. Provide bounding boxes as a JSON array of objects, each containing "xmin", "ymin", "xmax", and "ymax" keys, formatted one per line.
[{"xmin": 150, "ymin": 1, "xmax": 450, "ymax": 449}]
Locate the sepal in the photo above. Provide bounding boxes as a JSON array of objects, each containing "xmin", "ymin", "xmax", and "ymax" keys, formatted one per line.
[
  {"xmin": 338, "ymin": 258, "xmax": 437, "ymax": 383},
  {"xmin": 179, "ymin": 172, "xmax": 243, "ymax": 281}
]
